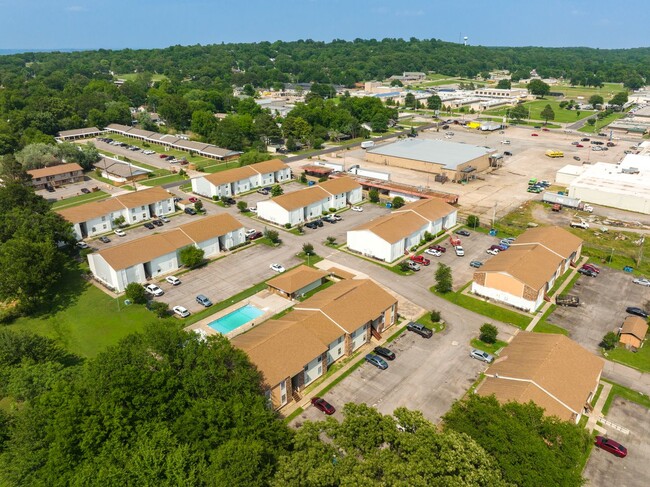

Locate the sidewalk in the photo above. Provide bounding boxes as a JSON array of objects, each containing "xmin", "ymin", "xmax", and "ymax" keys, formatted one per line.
[
  {"xmin": 586, "ymin": 381, "xmax": 612, "ymax": 433},
  {"xmin": 524, "ymin": 256, "xmax": 587, "ymax": 332}
]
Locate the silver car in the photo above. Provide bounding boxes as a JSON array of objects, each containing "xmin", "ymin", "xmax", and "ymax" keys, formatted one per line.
[{"xmin": 470, "ymin": 348, "xmax": 494, "ymax": 363}]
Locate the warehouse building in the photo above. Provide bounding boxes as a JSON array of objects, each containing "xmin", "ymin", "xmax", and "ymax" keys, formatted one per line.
[
  {"xmin": 365, "ymin": 139, "xmax": 494, "ymax": 182},
  {"xmin": 472, "ymin": 226, "xmax": 582, "ymax": 312},
  {"xmin": 87, "ymin": 213, "xmax": 244, "ymax": 292},
  {"xmin": 191, "ymin": 159, "xmax": 291, "ymax": 198},
  {"xmin": 256, "ymin": 177, "xmax": 362, "ymax": 226},
  {"xmin": 347, "ymin": 197, "xmax": 457, "ymax": 262}
]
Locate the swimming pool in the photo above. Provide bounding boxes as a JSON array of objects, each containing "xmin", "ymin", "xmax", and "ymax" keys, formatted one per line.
[{"xmin": 208, "ymin": 304, "xmax": 264, "ymax": 334}]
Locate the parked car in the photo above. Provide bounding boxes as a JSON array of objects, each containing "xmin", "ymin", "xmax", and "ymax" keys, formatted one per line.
[
  {"xmin": 351, "ymin": 206, "xmax": 363, "ymax": 212},
  {"xmin": 470, "ymin": 349, "xmax": 494, "ymax": 363},
  {"xmin": 304, "ymin": 221, "xmax": 319, "ymax": 229},
  {"xmin": 80, "ymin": 188, "xmax": 91, "ymax": 194},
  {"xmin": 595, "ymin": 436, "xmax": 627, "ymax": 458},
  {"xmin": 144, "ymin": 284, "xmax": 164, "ymax": 296},
  {"xmin": 114, "ymin": 229, "xmax": 126, "ymax": 237},
  {"xmin": 152, "ymin": 219, "xmax": 163, "ymax": 227},
  {"xmin": 542, "ymin": 128, "xmax": 550, "ymax": 132},
  {"xmin": 159, "ymin": 154, "xmax": 168, "ymax": 158},
  {"xmin": 143, "ymin": 222, "xmax": 155, "ymax": 230},
  {"xmin": 488, "ymin": 244, "xmax": 503, "ymax": 252},
  {"xmin": 257, "ymin": 188, "xmax": 269, "ymax": 195},
  {"xmin": 76, "ymin": 241, "xmax": 90, "ymax": 249},
  {"xmin": 373, "ymin": 346, "xmax": 396, "ymax": 360},
  {"xmin": 581, "ymin": 263, "xmax": 600, "ymax": 274},
  {"xmin": 606, "ymin": 142, "xmax": 616, "ymax": 147},
  {"xmin": 573, "ymin": 156, "xmax": 581, "ymax": 161},
  {"xmin": 184, "ymin": 207, "xmax": 197, "ymax": 215},
  {"xmin": 425, "ymin": 248, "xmax": 442, "ymax": 257},
  {"xmin": 166, "ymin": 276, "xmax": 181, "ymax": 286},
  {"xmin": 188, "ymin": 197, "xmax": 198, "ymax": 203},
  {"xmin": 323, "ymin": 215, "xmax": 337, "ymax": 224},
  {"xmin": 455, "ymin": 229, "xmax": 470, "ymax": 237},
  {"xmin": 470, "ymin": 260, "xmax": 483, "ymax": 268},
  {"xmin": 406, "ymin": 321, "xmax": 433, "ymax": 338},
  {"xmin": 410, "ymin": 255, "xmax": 431, "ymax": 266},
  {"xmin": 556, "ymin": 294, "xmax": 580, "ymax": 307},
  {"xmin": 270, "ymin": 263, "xmax": 286, "ymax": 273},
  {"xmin": 407, "ymin": 261, "xmax": 421, "ymax": 271},
  {"xmin": 632, "ymin": 277, "xmax": 650, "ymax": 287},
  {"xmin": 173, "ymin": 305, "xmax": 190, "ymax": 318},
  {"xmin": 365, "ymin": 354, "xmax": 388, "ymax": 370},
  {"xmin": 504, "ymin": 151, "xmax": 513, "ymax": 156},
  {"xmin": 196, "ymin": 294, "xmax": 213, "ymax": 307},
  {"xmin": 311, "ymin": 397, "xmax": 336, "ymax": 415},
  {"xmin": 499, "ymin": 239, "xmax": 511, "ymax": 247},
  {"xmin": 98, "ymin": 236, "xmax": 111, "ymax": 243},
  {"xmin": 486, "ymin": 249, "xmax": 499, "ymax": 255},
  {"xmin": 429, "ymin": 244, "xmax": 446, "ymax": 253},
  {"xmin": 576, "ymin": 144, "xmax": 584, "ymax": 148},
  {"xmin": 531, "ymin": 133, "xmax": 539, "ymax": 137},
  {"xmin": 246, "ymin": 231, "xmax": 263, "ymax": 241},
  {"xmin": 331, "ymin": 214, "xmax": 342, "ymax": 221},
  {"xmin": 626, "ymin": 307, "xmax": 649, "ymax": 318},
  {"xmin": 570, "ymin": 221, "xmax": 589, "ymax": 229},
  {"xmin": 160, "ymin": 216, "xmax": 170, "ymax": 223},
  {"xmin": 245, "ymin": 229, "xmax": 258, "ymax": 238},
  {"xmin": 581, "ymin": 137, "xmax": 590, "ymax": 142},
  {"xmin": 455, "ymin": 246, "xmax": 465, "ymax": 256},
  {"xmin": 578, "ymin": 268, "xmax": 597, "ymax": 277}
]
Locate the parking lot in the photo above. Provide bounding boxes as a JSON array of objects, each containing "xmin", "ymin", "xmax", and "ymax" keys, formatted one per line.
[
  {"xmin": 584, "ymin": 397, "xmax": 650, "ymax": 485},
  {"xmin": 548, "ymin": 268, "xmax": 650, "ymax": 353}
]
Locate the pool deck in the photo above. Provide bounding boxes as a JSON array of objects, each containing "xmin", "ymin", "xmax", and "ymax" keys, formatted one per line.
[{"xmin": 185, "ymin": 290, "xmax": 293, "ymax": 339}]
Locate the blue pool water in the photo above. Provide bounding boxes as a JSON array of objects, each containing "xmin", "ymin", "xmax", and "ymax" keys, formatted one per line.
[{"xmin": 208, "ymin": 304, "xmax": 264, "ymax": 334}]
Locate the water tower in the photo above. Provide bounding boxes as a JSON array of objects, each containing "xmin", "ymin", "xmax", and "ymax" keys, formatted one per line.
[{"xmin": 463, "ymin": 36, "xmax": 468, "ymax": 46}]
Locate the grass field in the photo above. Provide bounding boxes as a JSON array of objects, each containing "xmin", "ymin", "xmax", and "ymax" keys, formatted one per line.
[
  {"xmin": 51, "ymin": 190, "xmax": 109, "ymax": 209},
  {"xmin": 605, "ymin": 345, "xmax": 650, "ymax": 373},
  {"xmin": 602, "ymin": 379, "xmax": 650, "ymax": 415},
  {"xmin": 512, "ymin": 82, "xmax": 625, "ymax": 101},
  {"xmin": 139, "ymin": 174, "xmax": 187, "ymax": 186},
  {"xmin": 114, "ymin": 73, "xmax": 167, "ymax": 82},
  {"xmin": 578, "ymin": 111, "xmax": 627, "ymax": 133},
  {"xmin": 201, "ymin": 160, "xmax": 242, "ymax": 173},
  {"xmin": 483, "ymin": 100, "xmax": 595, "ymax": 124}
]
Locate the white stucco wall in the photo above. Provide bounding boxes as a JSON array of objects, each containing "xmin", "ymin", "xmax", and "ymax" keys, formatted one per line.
[
  {"xmin": 326, "ymin": 335, "xmax": 346, "ymax": 365},
  {"xmin": 347, "ymin": 230, "xmax": 394, "ymax": 262},
  {"xmin": 471, "ymin": 282, "xmax": 542, "ymax": 313},
  {"xmin": 303, "ymin": 355, "xmax": 324, "ymax": 386},
  {"xmin": 149, "ymin": 253, "xmax": 178, "ymax": 278},
  {"xmin": 350, "ymin": 324, "xmax": 369, "ymax": 352}
]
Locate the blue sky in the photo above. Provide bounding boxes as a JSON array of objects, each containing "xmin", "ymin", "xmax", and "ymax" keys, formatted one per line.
[{"xmin": 1, "ymin": 0, "xmax": 649, "ymax": 50}]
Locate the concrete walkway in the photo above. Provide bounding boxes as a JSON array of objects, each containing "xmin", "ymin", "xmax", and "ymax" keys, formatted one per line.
[{"xmin": 586, "ymin": 381, "xmax": 612, "ymax": 433}]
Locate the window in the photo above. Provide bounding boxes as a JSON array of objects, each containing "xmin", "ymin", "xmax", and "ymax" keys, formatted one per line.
[
  {"xmin": 317, "ymin": 356, "xmax": 321, "ymax": 362},
  {"xmin": 141, "ymin": 206, "xmax": 145, "ymax": 210},
  {"xmin": 338, "ymin": 347, "xmax": 342, "ymax": 355},
  {"xmin": 101, "ymin": 216, "xmax": 106, "ymax": 222}
]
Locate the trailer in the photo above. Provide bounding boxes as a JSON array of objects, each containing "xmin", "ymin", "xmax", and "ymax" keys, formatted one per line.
[
  {"xmin": 542, "ymin": 191, "xmax": 581, "ymax": 209},
  {"xmin": 556, "ymin": 295, "xmax": 580, "ymax": 307}
]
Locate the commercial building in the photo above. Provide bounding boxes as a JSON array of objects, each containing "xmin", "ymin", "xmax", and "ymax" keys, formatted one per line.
[
  {"xmin": 619, "ymin": 316, "xmax": 648, "ymax": 350},
  {"xmin": 94, "ymin": 157, "xmax": 151, "ymax": 184},
  {"xmin": 266, "ymin": 265, "xmax": 329, "ymax": 300},
  {"xmin": 57, "ymin": 127, "xmax": 103, "ymax": 141},
  {"xmin": 477, "ymin": 332, "xmax": 604, "ymax": 423},
  {"xmin": 231, "ymin": 279, "xmax": 397, "ymax": 410},
  {"xmin": 87, "ymin": 213, "xmax": 244, "ymax": 292},
  {"xmin": 472, "ymin": 226, "xmax": 582, "ymax": 312},
  {"xmin": 566, "ymin": 156, "xmax": 650, "ymax": 214},
  {"xmin": 365, "ymin": 139, "xmax": 494, "ymax": 182},
  {"xmin": 191, "ymin": 159, "xmax": 291, "ymax": 198},
  {"xmin": 57, "ymin": 187, "xmax": 175, "ymax": 240},
  {"xmin": 347, "ymin": 197, "xmax": 458, "ymax": 262},
  {"xmin": 256, "ymin": 177, "xmax": 362, "ymax": 226},
  {"xmin": 27, "ymin": 163, "xmax": 84, "ymax": 190}
]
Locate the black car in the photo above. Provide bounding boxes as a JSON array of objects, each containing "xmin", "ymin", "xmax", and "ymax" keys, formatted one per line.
[
  {"xmin": 81, "ymin": 188, "xmax": 91, "ymax": 194},
  {"xmin": 455, "ymin": 229, "xmax": 470, "ymax": 237},
  {"xmin": 224, "ymin": 197, "xmax": 236, "ymax": 205},
  {"xmin": 504, "ymin": 151, "xmax": 513, "ymax": 156},
  {"xmin": 441, "ymin": 124, "xmax": 449, "ymax": 129},
  {"xmin": 626, "ymin": 307, "xmax": 649, "ymax": 319},
  {"xmin": 184, "ymin": 207, "xmax": 197, "ymax": 215},
  {"xmin": 143, "ymin": 222, "xmax": 155, "ymax": 230},
  {"xmin": 578, "ymin": 268, "xmax": 597, "ymax": 277},
  {"xmin": 246, "ymin": 231, "xmax": 263, "ymax": 241},
  {"xmin": 98, "ymin": 236, "xmax": 111, "ymax": 243},
  {"xmin": 305, "ymin": 221, "xmax": 319, "ymax": 229},
  {"xmin": 315, "ymin": 219, "xmax": 324, "ymax": 227},
  {"xmin": 373, "ymin": 346, "xmax": 396, "ymax": 360},
  {"xmin": 46, "ymin": 185, "xmax": 55, "ymax": 192},
  {"xmin": 406, "ymin": 322, "xmax": 433, "ymax": 339},
  {"xmin": 152, "ymin": 219, "xmax": 164, "ymax": 227}
]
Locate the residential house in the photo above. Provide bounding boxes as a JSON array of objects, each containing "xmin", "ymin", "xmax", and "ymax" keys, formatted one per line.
[
  {"xmin": 619, "ymin": 316, "xmax": 648, "ymax": 349},
  {"xmin": 347, "ymin": 197, "xmax": 458, "ymax": 262},
  {"xmin": 256, "ymin": 177, "xmax": 362, "ymax": 226},
  {"xmin": 87, "ymin": 213, "xmax": 244, "ymax": 292},
  {"xmin": 94, "ymin": 157, "xmax": 151, "ymax": 184},
  {"xmin": 477, "ymin": 332, "xmax": 604, "ymax": 423},
  {"xmin": 28, "ymin": 163, "xmax": 84, "ymax": 190},
  {"xmin": 472, "ymin": 226, "xmax": 582, "ymax": 312}
]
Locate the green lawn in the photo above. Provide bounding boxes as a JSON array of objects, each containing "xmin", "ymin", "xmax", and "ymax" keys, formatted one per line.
[
  {"xmin": 578, "ymin": 111, "xmax": 627, "ymax": 133},
  {"xmin": 415, "ymin": 311, "xmax": 445, "ymax": 333},
  {"xmin": 470, "ymin": 338, "xmax": 508, "ymax": 355},
  {"xmin": 139, "ymin": 174, "xmax": 187, "ymax": 186},
  {"xmin": 484, "ymin": 100, "xmax": 596, "ymax": 124},
  {"xmin": 200, "ymin": 160, "xmax": 242, "ymax": 173},
  {"xmin": 51, "ymin": 190, "xmax": 110, "ymax": 210},
  {"xmin": 601, "ymin": 380, "xmax": 650, "ymax": 415},
  {"xmin": 105, "ymin": 134, "xmax": 213, "ymax": 165},
  {"xmin": 605, "ymin": 345, "xmax": 650, "ymax": 373},
  {"xmin": 114, "ymin": 73, "xmax": 167, "ymax": 82},
  {"xmin": 533, "ymin": 321, "xmax": 569, "ymax": 335}
]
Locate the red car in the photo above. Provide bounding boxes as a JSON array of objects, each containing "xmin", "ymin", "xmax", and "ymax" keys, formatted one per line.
[
  {"xmin": 595, "ymin": 436, "xmax": 627, "ymax": 457},
  {"xmin": 429, "ymin": 244, "xmax": 446, "ymax": 253},
  {"xmin": 159, "ymin": 154, "xmax": 168, "ymax": 158},
  {"xmin": 581, "ymin": 263, "xmax": 600, "ymax": 274},
  {"xmin": 311, "ymin": 397, "xmax": 335, "ymax": 415},
  {"xmin": 542, "ymin": 128, "xmax": 550, "ymax": 132},
  {"xmin": 188, "ymin": 197, "xmax": 198, "ymax": 203},
  {"xmin": 410, "ymin": 255, "xmax": 431, "ymax": 266},
  {"xmin": 531, "ymin": 133, "xmax": 539, "ymax": 137},
  {"xmin": 576, "ymin": 144, "xmax": 584, "ymax": 148}
]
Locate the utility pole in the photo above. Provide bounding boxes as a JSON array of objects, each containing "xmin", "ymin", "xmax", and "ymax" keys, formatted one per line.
[{"xmin": 492, "ymin": 202, "xmax": 497, "ymax": 228}]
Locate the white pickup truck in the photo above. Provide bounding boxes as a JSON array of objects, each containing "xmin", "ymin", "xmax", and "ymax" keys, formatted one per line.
[{"xmin": 570, "ymin": 221, "xmax": 589, "ymax": 229}]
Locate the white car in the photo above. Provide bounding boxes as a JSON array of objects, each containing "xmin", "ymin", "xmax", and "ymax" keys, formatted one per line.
[
  {"xmin": 424, "ymin": 248, "xmax": 441, "ymax": 257},
  {"xmin": 501, "ymin": 140, "xmax": 511, "ymax": 144},
  {"xmin": 166, "ymin": 276, "xmax": 181, "ymax": 286},
  {"xmin": 144, "ymin": 284, "xmax": 164, "ymax": 296},
  {"xmin": 351, "ymin": 206, "xmax": 363, "ymax": 212},
  {"xmin": 582, "ymin": 205, "xmax": 594, "ymax": 213},
  {"xmin": 160, "ymin": 216, "xmax": 170, "ymax": 223},
  {"xmin": 633, "ymin": 278, "xmax": 650, "ymax": 287},
  {"xmin": 486, "ymin": 249, "xmax": 499, "ymax": 255},
  {"xmin": 245, "ymin": 229, "xmax": 257, "ymax": 237},
  {"xmin": 114, "ymin": 229, "xmax": 126, "ymax": 237},
  {"xmin": 249, "ymin": 206, "xmax": 257, "ymax": 213},
  {"xmin": 173, "ymin": 305, "xmax": 190, "ymax": 318},
  {"xmin": 143, "ymin": 150, "xmax": 156, "ymax": 155},
  {"xmin": 76, "ymin": 241, "xmax": 89, "ymax": 249},
  {"xmin": 455, "ymin": 246, "xmax": 465, "ymax": 256},
  {"xmin": 270, "ymin": 263, "xmax": 285, "ymax": 273}
]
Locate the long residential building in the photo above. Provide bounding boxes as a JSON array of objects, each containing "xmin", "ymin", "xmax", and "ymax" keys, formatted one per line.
[
  {"xmin": 231, "ymin": 278, "xmax": 398, "ymax": 410},
  {"xmin": 256, "ymin": 177, "xmax": 362, "ymax": 226},
  {"xmin": 191, "ymin": 159, "xmax": 291, "ymax": 198},
  {"xmin": 88, "ymin": 213, "xmax": 244, "ymax": 292},
  {"xmin": 472, "ymin": 226, "xmax": 583, "ymax": 312},
  {"xmin": 57, "ymin": 187, "xmax": 175, "ymax": 240},
  {"xmin": 28, "ymin": 163, "xmax": 84, "ymax": 190},
  {"xmin": 347, "ymin": 197, "xmax": 458, "ymax": 262}
]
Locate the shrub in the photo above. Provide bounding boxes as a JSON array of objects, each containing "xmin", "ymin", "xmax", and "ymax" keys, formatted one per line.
[
  {"xmin": 329, "ymin": 208, "xmax": 336, "ymax": 213},
  {"xmin": 318, "ymin": 176, "xmax": 328, "ymax": 183},
  {"xmin": 271, "ymin": 185, "xmax": 284, "ymax": 197},
  {"xmin": 302, "ymin": 243, "xmax": 315, "ymax": 255},
  {"xmin": 467, "ymin": 215, "xmax": 480, "ymax": 228},
  {"xmin": 237, "ymin": 201, "xmax": 248, "ymax": 212},
  {"xmin": 212, "ymin": 195, "xmax": 219, "ymax": 202},
  {"xmin": 392, "ymin": 196, "xmax": 405, "ymax": 209},
  {"xmin": 265, "ymin": 229, "xmax": 280, "ymax": 244},
  {"xmin": 148, "ymin": 301, "xmax": 169, "ymax": 318},
  {"xmin": 601, "ymin": 331, "xmax": 618, "ymax": 350},
  {"xmin": 479, "ymin": 323, "xmax": 498, "ymax": 344},
  {"xmin": 284, "ymin": 223, "xmax": 292, "ymax": 229},
  {"xmin": 299, "ymin": 173, "xmax": 307, "ymax": 183},
  {"xmin": 179, "ymin": 246, "xmax": 205, "ymax": 268},
  {"xmin": 296, "ymin": 224, "xmax": 304, "ymax": 234},
  {"xmin": 430, "ymin": 310, "xmax": 441, "ymax": 322},
  {"xmin": 368, "ymin": 188, "xmax": 379, "ymax": 203},
  {"xmin": 326, "ymin": 236, "xmax": 337, "ymax": 245},
  {"xmin": 423, "ymin": 231, "xmax": 434, "ymax": 242},
  {"xmin": 125, "ymin": 283, "xmax": 147, "ymax": 304},
  {"xmin": 194, "ymin": 200, "xmax": 203, "ymax": 212},
  {"xmin": 399, "ymin": 261, "xmax": 410, "ymax": 272}
]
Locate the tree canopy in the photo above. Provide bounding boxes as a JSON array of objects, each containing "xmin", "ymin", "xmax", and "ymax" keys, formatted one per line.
[{"xmin": 528, "ymin": 79, "xmax": 551, "ymax": 97}]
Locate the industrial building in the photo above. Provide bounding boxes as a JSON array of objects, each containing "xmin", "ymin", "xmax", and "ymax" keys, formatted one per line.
[{"xmin": 365, "ymin": 139, "xmax": 494, "ymax": 182}]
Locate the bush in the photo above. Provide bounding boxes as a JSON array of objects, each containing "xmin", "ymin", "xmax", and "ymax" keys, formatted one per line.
[
  {"xmin": 430, "ymin": 310, "xmax": 441, "ymax": 322},
  {"xmin": 601, "ymin": 331, "xmax": 618, "ymax": 350},
  {"xmin": 125, "ymin": 283, "xmax": 147, "ymax": 305},
  {"xmin": 148, "ymin": 301, "xmax": 169, "ymax": 318},
  {"xmin": 392, "ymin": 196, "xmax": 405, "ymax": 209},
  {"xmin": 423, "ymin": 231, "xmax": 434, "ymax": 242},
  {"xmin": 179, "ymin": 246, "xmax": 205, "ymax": 268},
  {"xmin": 326, "ymin": 236, "xmax": 336, "ymax": 245},
  {"xmin": 302, "ymin": 243, "xmax": 315, "ymax": 255},
  {"xmin": 318, "ymin": 176, "xmax": 328, "ymax": 183},
  {"xmin": 299, "ymin": 173, "xmax": 307, "ymax": 183},
  {"xmin": 467, "ymin": 215, "xmax": 480, "ymax": 228},
  {"xmin": 368, "ymin": 188, "xmax": 379, "ymax": 203},
  {"xmin": 296, "ymin": 224, "xmax": 304, "ymax": 234},
  {"xmin": 329, "ymin": 208, "xmax": 336, "ymax": 213},
  {"xmin": 265, "ymin": 229, "xmax": 280, "ymax": 244},
  {"xmin": 399, "ymin": 261, "xmax": 410, "ymax": 272},
  {"xmin": 194, "ymin": 200, "xmax": 203, "ymax": 212},
  {"xmin": 237, "ymin": 201, "xmax": 248, "ymax": 212},
  {"xmin": 479, "ymin": 323, "xmax": 498, "ymax": 344},
  {"xmin": 284, "ymin": 223, "xmax": 292, "ymax": 229},
  {"xmin": 212, "ymin": 195, "xmax": 219, "ymax": 202}
]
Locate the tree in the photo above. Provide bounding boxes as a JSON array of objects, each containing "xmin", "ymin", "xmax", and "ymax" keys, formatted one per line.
[
  {"xmin": 479, "ymin": 323, "xmax": 498, "ymax": 344},
  {"xmin": 509, "ymin": 104, "xmax": 528, "ymax": 122},
  {"xmin": 264, "ymin": 229, "xmax": 280, "ymax": 244},
  {"xmin": 467, "ymin": 215, "xmax": 480, "ymax": 228},
  {"xmin": 404, "ymin": 92, "xmax": 416, "ymax": 109},
  {"xmin": 588, "ymin": 95, "xmax": 604, "ymax": 107},
  {"xmin": 496, "ymin": 79, "xmax": 511, "ymax": 89},
  {"xmin": 302, "ymin": 243, "xmax": 315, "ymax": 256},
  {"xmin": 326, "ymin": 236, "xmax": 336, "ymax": 245},
  {"xmin": 391, "ymin": 196, "xmax": 405, "ymax": 209},
  {"xmin": 179, "ymin": 245, "xmax": 205, "ymax": 268},
  {"xmin": 271, "ymin": 185, "xmax": 283, "ymax": 197},
  {"xmin": 368, "ymin": 188, "xmax": 379, "ymax": 203},
  {"xmin": 148, "ymin": 301, "xmax": 169, "ymax": 318},
  {"xmin": 194, "ymin": 200, "xmax": 204, "ymax": 212},
  {"xmin": 125, "ymin": 282, "xmax": 148, "ymax": 304},
  {"xmin": 609, "ymin": 91, "xmax": 628, "ymax": 107},
  {"xmin": 242, "ymin": 83, "xmax": 256, "ymax": 97},
  {"xmin": 434, "ymin": 263, "xmax": 453, "ymax": 293},
  {"xmin": 158, "ymin": 95, "xmax": 191, "ymax": 130},
  {"xmin": 601, "ymin": 331, "xmax": 618, "ymax": 350},
  {"xmin": 528, "ymin": 79, "xmax": 550, "ymax": 97},
  {"xmin": 15, "ymin": 143, "xmax": 59, "ymax": 170},
  {"xmin": 136, "ymin": 111, "xmax": 158, "ymax": 131},
  {"xmin": 426, "ymin": 94, "xmax": 442, "ymax": 110},
  {"xmin": 272, "ymin": 403, "xmax": 507, "ymax": 486},
  {"xmin": 540, "ymin": 104, "xmax": 555, "ymax": 124},
  {"xmin": 237, "ymin": 201, "xmax": 248, "ymax": 212},
  {"xmin": 444, "ymin": 395, "xmax": 590, "ymax": 487},
  {"xmin": 239, "ymin": 150, "xmax": 272, "ymax": 166},
  {"xmin": 0, "ymin": 154, "xmax": 31, "ymax": 183},
  {"xmin": 390, "ymin": 79, "xmax": 403, "ymax": 87}
]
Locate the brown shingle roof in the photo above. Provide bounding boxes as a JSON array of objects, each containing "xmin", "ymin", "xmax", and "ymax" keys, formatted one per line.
[
  {"xmin": 318, "ymin": 176, "xmax": 361, "ymax": 195},
  {"xmin": 250, "ymin": 158, "xmax": 289, "ymax": 174},
  {"xmin": 621, "ymin": 316, "xmax": 649, "ymax": 342},
  {"xmin": 178, "ymin": 213, "xmax": 242, "ymax": 243},
  {"xmin": 266, "ymin": 265, "xmax": 328, "ymax": 295},
  {"xmin": 395, "ymin": 197, "xmax": 457, "ymax": 222},
  {"xmin": 353, "ymin": 211, "xmax": 428, "ymax": 244},
  {"xmin": 203, "ymin": 166, "xmax": 257, "ymax": 186},
  {"xmin": 283, "ymin": 310, "xmax": 346, "ymax": 346},
  {"xmin": 27, "ymin": 163, "xmax": 83, "ymax": 179},
  {"xmin": 268, "ymin": 186, "xmax": 330, "ymax": 211},
  {"xmin": 478, "ymin": 244, "xmax": 564, "ymax": 291},
  {"xmin": 478, "ymin": 332, "xmax": 603, "ymax": 421},
  {"xmin": 511, "ymin": 226, "xmax": 583, "ymax": 259},
  {"xmin": 58, "ymin": 127, "xmax": 101, "ymax": 138}
]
